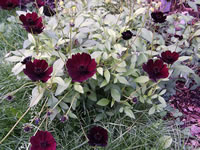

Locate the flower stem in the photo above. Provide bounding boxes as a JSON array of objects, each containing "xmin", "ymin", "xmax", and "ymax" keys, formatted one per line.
[{"xmin": 0, "ymin": 107, "xmax": 31, "ymax": 144}]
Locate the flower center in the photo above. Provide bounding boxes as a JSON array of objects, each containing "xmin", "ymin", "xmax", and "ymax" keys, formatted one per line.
[
  {"xmin": 79, "ymin": 65, "xmax": 89, "ymax": 74},
  {"xmin": 156, "ymin": 14, "xmax": 162, "ymax": 19},
  {"xmin": 153, "ymin": 67, "xmax": 160, "ymax": 74},
  {"xmin": 40, "ymin": 141, "xmax": 48, "ymax": 148},
  {"xmin": 167, "ymin": 55, "xmax": 172, "ymax": 60},
  {"xmin": 27, "ymin": 18, "xmax": 35, "ymax": 25},
  {"xmin": 94, "ymin": 132, "xmax": 102, "ymax": 141},
  {"xmin": 34, "ymin": 67, "xmax": 43, "ymax": 74}
]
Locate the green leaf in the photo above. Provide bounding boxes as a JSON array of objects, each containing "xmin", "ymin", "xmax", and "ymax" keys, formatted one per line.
[
  {"xmin": 30, "ymin": 86, "xmax": 45, "ymax": 107},
  {"xmin": 159, "ymin": 136, "xmax": 173, "ymax": 149},
  {"xmin": 141, "ymin": 28, "xmax": 153, "ymax": 43},
  {"xmin": 74, "ymin": 84, "xmax": 84, "ymax": 93},
  {"xmin": 68, "ymin": 111, "xmax": 78, "ymax": 119},
  {"xmin": 135, "ymin": 76, "xmax": 149, "ymax": 83},
  {"xmin": 124, "ymin": 108, "xmax": 135, "ymax": 119},
  {"xmin": 158, "ymin": 96, "xmax": 167, "ymax": 107},
  {"xmin": 100, "ymin": 80, "xmax": 108, "ymax": 88},
  {"xmin": 104, "ymin": 69, "xmax": 110, "ymax": 83},
  {"xmin": 97, "ymin": 98, "xmax": 110, "ymax": 106},
  {"xmin": 111, "ymin": 88, "xmax": 121, "ymax": 102},
  {"xmin": 137, "ymin": 53, "xmax": 148, "ymax": 66},
  {"xmin": 117, "ymin": 76, "xmax": 130, "ymax": 85},
  {"xmin": 148, "ymin": 106, "xmax": 156, "ymax": 115},
  {"xmin": 97, "ymin": 67, "xmax": 103, "ymax": 76},
  {"xmin": 28, "ymin": 33, "xmax": 36, "ymax": 45}
]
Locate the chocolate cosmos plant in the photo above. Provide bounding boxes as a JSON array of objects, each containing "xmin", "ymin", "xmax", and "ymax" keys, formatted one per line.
[
  {"xmin": 66, "ymin": 53, "xmax": 97, "ymax": 82},
  {"xmin": 19, "ymin": 12, "xmax": 44, "ymax": 34},
  {"xmin": 30, "ymin": 130, "xmax": 56, "ymax": 150},
  {"xmin": 23, "ymin": 59, "xmax": 53, "ymax": 82},
  {"xmin": 161, "ymin": 50, "xmax": 179, "ymax": 64},
  {"xmin": 143, "ymin": 59, "xmax": 169, "ymax": 82},
  {"xmin": 87, "ymin": 126, "xmax": 108, "ymax": 147},
  {"xmin": 0, "ymin": 0, "xmax": 19, "ymax": 10}
]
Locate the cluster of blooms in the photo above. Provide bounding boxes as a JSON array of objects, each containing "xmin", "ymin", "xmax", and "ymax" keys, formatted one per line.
[
  {"xmin": 22, "ymin": 52, "xmax": 97, "ymax": 83},
  {"xmin": 30, "ymin": 126, "xmax": 108, "ymax": 149}
]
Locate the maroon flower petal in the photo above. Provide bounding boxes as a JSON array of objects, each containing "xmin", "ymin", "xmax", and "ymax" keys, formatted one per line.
[
  {"xmin": 66, "ymin": 53, "xmax": 97, "ymax": 82},
  {"xmin": 30, "ymin": 130, "xmax": 56, "ymax": 150},
  {"xmin": 143, "ymin": 59, "xmax": 169, "ymax": 82},
  {"xmin": 19, "ymin": 12, "xmax": 44, "ymax": 34},
  {"xmin": 151, "ymin": 11, "xmax": 167, "ymax": 23},
  {"xmin": 87, "ymin": 126, "xmax": 108, "ymax": 147},
  {"xmin": 23, "ymin": 59, "xmax": 52, "ymax": 82},
  {"xmin": 161, "ymin": 50, "xmax": 179, "ymax": 64}
]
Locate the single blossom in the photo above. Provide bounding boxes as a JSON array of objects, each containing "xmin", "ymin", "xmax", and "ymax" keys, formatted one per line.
[
  {"xmin": 121, "ymin": 30, "xmax": 133, "ymax": 40},
  {"xmin": 151, "ymin": 11, "xmax": 167, "ymax": 23},
  {"xmin": 0, "ymin": 0, "xmax": 19, "ymax": 10},
  {"xmin": 66, "ymin": 53, "xmax": 97, "ymax": 82},
  {"xmin": 87, "ymin": 126, "xmax": 108, "ymax": 147},
  {"xmin": 30, "ymin": 130, "xmax": 56, "ymax": 150},
  {"xmin": 160, "ymin": 0, "xmax": 172, "ymax": 13},
  {"xmin": 23, "ymin": 59, "xmax": 53, "ymax": 82},
  {"xmin": 143, "ymin": 59, "xmax": 169, "ymax": 82},
  {"xmin": 19, "ymin": 12, "xmax": 44, "ymax": 34},
  {"xmin": 161, "ymin": 50, "xmax": 179, "ymax": 64}
]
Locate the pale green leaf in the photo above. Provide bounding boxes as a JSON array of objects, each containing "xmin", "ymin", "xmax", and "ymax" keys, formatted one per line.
[
  {"xmin": 159, "ymin": 136, "xmax": 173, "ymax": 149},
  {"xmin": 104, "ymin": 69, "xmax": 110, "ymax": 83},
  {"xmin": 97, "ymin": 98, "xmax": 110, "ymax": 106},
  {"xmin": 74, "ymin": 84, "xmax": 84, "ymax": 93},
  {"xmin": 111, "ymin": 88, "xmax": 121, "ymax": 102},
  {"xmin": 135, "ymin": 76, "xmax": 149, "ymax": 83},
  {"xmin": 30, "ymin": 86, "xmax": 45, "ymax": 107}
]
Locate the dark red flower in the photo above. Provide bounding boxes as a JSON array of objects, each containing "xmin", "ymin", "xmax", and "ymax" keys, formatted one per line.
[
  {"xmin": 143, "ymin": 59, "xmax": 169, "ymax": 82},
  {"xmin": 30, "ymin": 130, "xmax": 56, "ymax": 150},
  {"xmin": 66, "ymin": 53, "xmax": 96, "ymax": 82},
  {"xmin": 23, "ymin": 59, "xmax": 53, "ymax": 82},
  {"xmin": 121, "ymin": 30, "xmax": 133, "ymax": 40},
  {"xmin": 87, "ymin": 126, "xmax": 108, "ymax": 147},
  {"xmin": 161, "ymin": 50, "xmax": 179, "ymax": 64},
  {"xmin": 151, "ymin": 11, "xmax": 167, "ymax": 23},
  {"xmin": 43, "ymin": 5, "xmax": 56, "ymax": 17},
  {"xmin": 19, "ymin": 12, "xmax": 44, "ymax": 34},
  {"xmin": 0, "ymin": 0, "xmax": 19, "ymax": 10}
]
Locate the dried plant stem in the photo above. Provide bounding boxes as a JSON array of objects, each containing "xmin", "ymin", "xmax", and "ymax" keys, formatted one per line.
[{"xmin": 0, "ymin": 107, "xmax": 31, "ymax": 144}]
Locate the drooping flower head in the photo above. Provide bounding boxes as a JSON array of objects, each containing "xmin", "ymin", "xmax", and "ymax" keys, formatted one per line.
[
  {"xmin": 151, "ymin": 11, "xmax": 167, "ymax": 23},
  {"xmin": 143, "ymin": 59, "xmax": 169, "ymax": 82},
  {"xmin": 87, "ymin": 126, "xmax": 108, "ymax": 147},
  {"xmin": 161, "ymin": 50, "xmax": 179, "ymax": 64},
  {"xmin": 23, "ymin": 59, "xmax": 53, "ymax": 82},
  {"xmin": 0, "ymin": 0, "xmax": 19, "ymax": 10},
  {"xmin": 30, "ymin": 130, "xmax": 56, "ymax": 150},
  {"xmin": 121, "ymin": 30, "xmax": 133, "ymax": 40},
  {"xmin": 66, "ymin": 53, "xmax": 97, "ymax": 82},
  {"xmin": 19, "ymin": 12, "xmax": 44, "ymax": 34}
]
